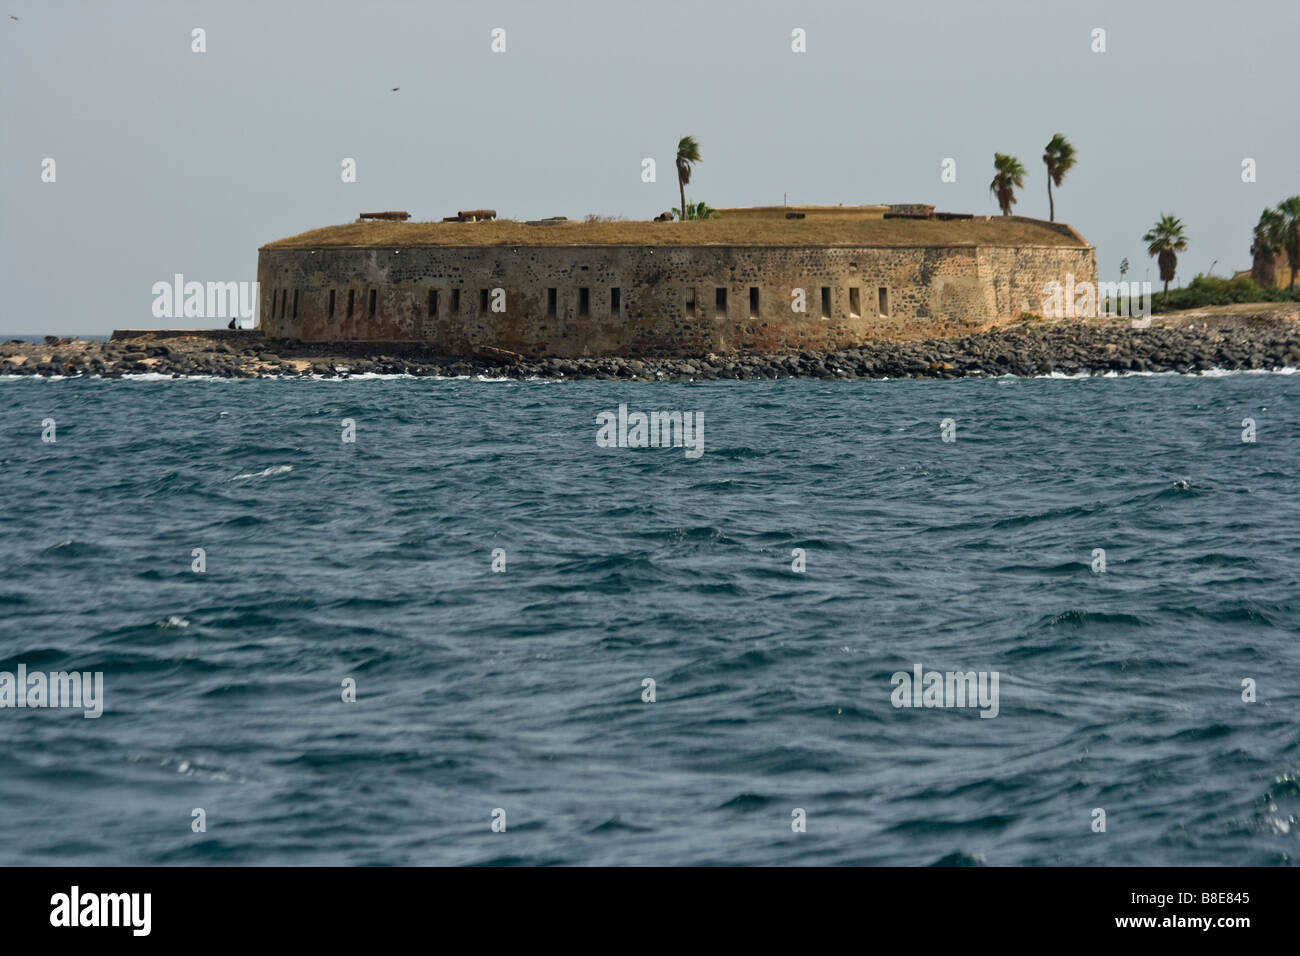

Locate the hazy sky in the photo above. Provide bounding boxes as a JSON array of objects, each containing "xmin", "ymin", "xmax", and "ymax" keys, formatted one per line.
[{"xmin": 2, "ymin": 0, "xmax": 1295, "ymax": 335}]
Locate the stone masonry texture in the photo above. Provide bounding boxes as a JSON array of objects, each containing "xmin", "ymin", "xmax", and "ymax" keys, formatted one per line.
[{"xmin": 256, "ymin": 241, "xmax": 1098, "ymax": 357}]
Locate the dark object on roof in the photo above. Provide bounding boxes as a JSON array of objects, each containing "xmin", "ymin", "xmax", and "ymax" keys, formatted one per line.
[
  {"xmin": 455, "ymin": 209, "xmax": 497, "ymax": 221},
  {"xmin": 359, "ymin": 211, "xmax": 411, "ymax": 221},
  {"xmin": 653, "ymin": 211, "xmax": 675, "ymax": 222}
]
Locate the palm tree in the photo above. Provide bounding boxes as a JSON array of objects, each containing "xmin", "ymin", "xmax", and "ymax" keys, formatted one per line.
[
  {"xmin": 1042, "ymin": 133, "xmax": 1077, "ymax": 222},
  {"xmin": 1250, "ymin": 207, "xmax": 1286, "ymax": 288},
  {"xmin": 1142, "ymin": 214, "xmax": 1189, "ymax": 300},
  {"xmin": 676, "ymin": 136, "xmax": 701, "ymax": 225},
  {"xmin": 989, "ymin": 153, "xmax": 1026, "ymax": 216},
  {"xmin": 1277, "ymin": 196, "xmax": 1300, "ymax": 290}
]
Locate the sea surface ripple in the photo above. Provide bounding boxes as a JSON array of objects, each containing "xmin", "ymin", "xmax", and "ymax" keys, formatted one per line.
[{"xmin": 0, "ymin": 373, "xmax": 1297, "ymax": 865}]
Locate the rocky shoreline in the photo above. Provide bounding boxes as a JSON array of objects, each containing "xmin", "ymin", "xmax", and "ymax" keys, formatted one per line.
[{"xmin": 6, "ymin": 309, "xmax": 1300, "ymax": 381}]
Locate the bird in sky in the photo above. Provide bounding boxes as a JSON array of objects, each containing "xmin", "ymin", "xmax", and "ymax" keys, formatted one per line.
[
  {"xmin": 391, "ymin": 87, "xmax": 400, "ymax": 92},
  {"xmin": 8, "ymin": 13, "xmax": 19, "ymax": 20}
]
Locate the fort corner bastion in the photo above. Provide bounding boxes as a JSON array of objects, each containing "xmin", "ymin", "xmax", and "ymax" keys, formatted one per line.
[{"xmin": 256, "ymin": 205, "xmax": 1096, "ymax": 357}]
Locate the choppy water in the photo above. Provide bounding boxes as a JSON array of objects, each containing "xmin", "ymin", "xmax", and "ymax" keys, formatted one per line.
[{"xmin": 1, "ymin": 372, "xmax": 1297, "ymax": 866}]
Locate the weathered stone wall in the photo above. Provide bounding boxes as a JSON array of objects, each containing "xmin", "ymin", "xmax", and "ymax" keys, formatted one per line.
[{"xmin": 256, "ymin": 242, "xmax": 1096, "ymax": 356}]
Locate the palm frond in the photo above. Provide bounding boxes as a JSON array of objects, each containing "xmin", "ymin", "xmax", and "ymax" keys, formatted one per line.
[
  {"xmin": 676, "ymin": 135, "xmax": 702, "ymax": 165},
  {"xmin": 1042, "ymin": 133, "xmax": 1077, "ymax": 186}
]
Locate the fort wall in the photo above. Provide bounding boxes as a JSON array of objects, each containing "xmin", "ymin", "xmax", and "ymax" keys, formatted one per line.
[{"xmin": 256, "ymin": 241, "xmax": 1096, "ymax": 356}]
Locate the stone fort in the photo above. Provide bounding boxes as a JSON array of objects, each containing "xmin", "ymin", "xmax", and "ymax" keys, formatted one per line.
[{"xmin": 256, "ymin": 205, "xmax": 1095, "ymax": 356}]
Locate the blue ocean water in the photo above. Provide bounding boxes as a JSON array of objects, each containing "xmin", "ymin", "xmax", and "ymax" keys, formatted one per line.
[{"xmin": 0, "ymin": 372, "xmax": 1297, "ymax": 866}]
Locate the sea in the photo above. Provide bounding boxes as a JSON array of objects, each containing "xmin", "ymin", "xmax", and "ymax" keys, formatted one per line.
[{"xmin": 1, "ymin": 370, "xmax": 1297, "ymax": 866}]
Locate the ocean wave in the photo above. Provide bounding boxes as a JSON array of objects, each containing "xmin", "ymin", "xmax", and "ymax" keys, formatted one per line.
[
  {"xmin": 230, "ymin": 465, "xmax": 293, "ymax": 480},
  {"xmin": 1, "ymin": 372, "xmax": 1297, "ymax": 866}
]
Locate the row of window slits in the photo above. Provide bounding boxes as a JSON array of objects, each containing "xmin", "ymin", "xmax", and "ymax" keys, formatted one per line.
[
  {"xmin": 269, "ymin": 287, "xmax": 620, "ymax": 320},
  {"xmin": 295, "ymin": 287, "xmax": 627, "ymax": 320},
  {"xmin": 272, "ymin": 288, "xmax": 371, "ymax": 319},
  {"xmin": 268, "ymin": 289, "xmax": 302, "ymax": 319},
  {"xmin": 687, "ymin": 286, "xmax": 890, "ymax": 319},
  {"xmin": 269, "ymin": 285, "xmax": 890, "ymax": 321},
  {"xmin": 428, "ymin": 287, "xmax": 617, "ymax": 319}
]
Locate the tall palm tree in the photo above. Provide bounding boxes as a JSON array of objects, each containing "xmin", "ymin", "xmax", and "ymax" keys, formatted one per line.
[
  {"xmin": 676, "ymin": 136, "xmax": 701, "ymax": 225},
  {"xmin": 1042, "ymin": 133, "xmax": 1077, "ymax": 222},
  {"xmin": 1250, "ymin": 207, "xmax": 1286, "ymax": 288},
  {"xmin": 989, "ymin": 153, "xmax": 1026, "ymax": 216},
  {"xmin": 1277, "ymin": 196, "xmax": 1300, "ymax": 290},
  {"xmin": 1142, "ymin": 214, "xmax": 1189, "ymax": 300}
]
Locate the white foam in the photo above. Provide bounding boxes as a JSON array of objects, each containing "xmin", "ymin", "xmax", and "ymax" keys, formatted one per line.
[
  {"xmin": 1034, "ymin": 365, "xmax": 1298, "ymax": 380},
  {"xmin": 230, "ymin": 465, "xmax": 293, "ymax": 481}
]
